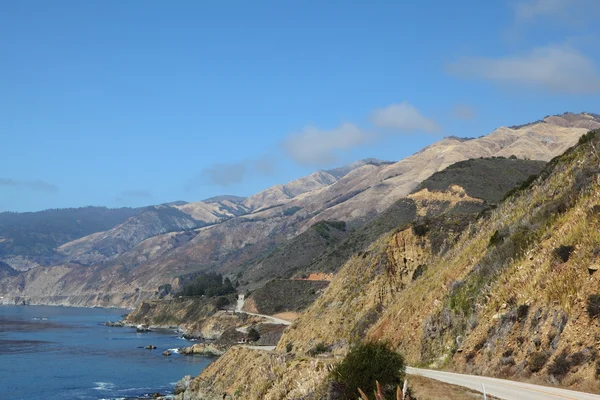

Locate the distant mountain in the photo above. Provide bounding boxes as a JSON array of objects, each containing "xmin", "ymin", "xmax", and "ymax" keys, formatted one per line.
[
  {"xmin": 57, "ymin": 205, "xmax": 201, "ymax": 265},
  {"xmin": 325, "ymin": 158, "xmax": 392, "ymax": 179},
  {"xmin": 0, "ymin": 261, "xmax": 17, "ymax": 279},
  {"xmin": 0, "ymin": 206, "xmax": 140, "ymax": 269},
  {"xmin": 201, "ymin": 195, "xmax": 246, "ymax": 204}
]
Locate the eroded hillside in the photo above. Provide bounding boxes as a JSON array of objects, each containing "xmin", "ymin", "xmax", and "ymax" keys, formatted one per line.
[{"xmin": 177, "ymin": 128, "xmax": 600, "ymax": 399}]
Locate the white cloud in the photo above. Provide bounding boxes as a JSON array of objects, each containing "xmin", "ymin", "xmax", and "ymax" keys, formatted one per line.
[
  {"xmin": 453, "ymin": 104, "xmax": 477, "ymax": 120},
  {"xmin": 448, "ymin": 45, "xmax": 600, "ymax": 94},
  {"xmin": 282, "ymin": 123, "xmax": 369, "ymax": 166},
  {"xmin": 370, "ymin": 102, "xmax": 440, "ymax": 133}
]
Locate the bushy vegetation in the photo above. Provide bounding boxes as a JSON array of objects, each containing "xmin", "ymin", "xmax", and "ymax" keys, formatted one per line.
[
  {"xmin": 313, "ymin": 220, "xmax": 346, "ymax": 239},
  {"xmin": 329, "ymin": 342, "xmax": 405, "ymax": 400},
  {"xmin": 178, "ymin": 272, "xmax": 235, "ymax": 297},
  {"xmin": 553, "ymin": 245, "xmax": 575, "ymax": 263},
  {"xmin": 548, "ymin": 350, "xmax": 589, "ymax": 381},
  {"xmin": 215, "ymin": 296, "xmax": 231, "ymax": 309},
  {"xmin": 587, "ymin": 295, "xmax": 600, "ymax": 320},
  {"xmin": 283, "ymin": 206, "xmax": 302, "ymax": 216},
  {"xmin": 414, "ymin": 157, "xmax": 546, "ymax": 204},
  {"xmin": 578, "ymin": 129, "xmax": 598, "ymax": 145},
  {"xmin": 529, "ymin": 351, "xmax": 549, "ymax": 373},
  {"xmin": 308, "ymin": 342, "xmax": 330, "ymax": 356},
  {"xmin": 247, "ymin": 327, "xmax": 260, "ymax": 342}
]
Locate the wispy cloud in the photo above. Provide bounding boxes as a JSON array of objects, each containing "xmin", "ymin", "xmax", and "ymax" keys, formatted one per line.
[
  {"xmin": 186, "ymin": 155, "xmax": 277, "ymax": 189},
  {"xmin": 282, "ymin": 123, "xmax": 369, "ymax": 166},
  {"xmin": 448, "ymin": 45, "xmax": 600, "ymax": 94},
  {"xmin": 515, "ymin": 0, "xmax": 572, "ymax": 21},
  {"xmin": 514, "ymin": 0, "xmax": 600, "ymax": 22},
  {"xmin": 0, "ymin": 178, "xmax": 59, "ymax": 193},
  {"xmin": 280, "ymin": 102, "xmax": 440, "ymax": 167},
  {"xmin": 452, "ymin": 104, "xmax": 477, "ymax": 120},
  {"xmin": 370, "ymin": 102, "xmax": 440, "ymax": 133}
]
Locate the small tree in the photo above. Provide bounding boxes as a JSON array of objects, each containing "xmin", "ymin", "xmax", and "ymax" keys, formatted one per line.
[
  {"xmin": 329, "ymin": 341, "xmax": 405, "ymax": 400},
  {"xmin": 247, "ymin": 327, "xmax": 260, "ymax": 342},
  {"xmin": 215, "ymin": 296, "xmax": 230, "ymax": 309}
]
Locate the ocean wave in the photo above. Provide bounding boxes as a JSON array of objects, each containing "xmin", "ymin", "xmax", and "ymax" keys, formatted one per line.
[
  {"xmin": 93, "ymin": 381, "xmax": 116, "ymax": 391},
  {"xmin": 167, "ymin": 348, "xmax": 180, "ymax": 354}
]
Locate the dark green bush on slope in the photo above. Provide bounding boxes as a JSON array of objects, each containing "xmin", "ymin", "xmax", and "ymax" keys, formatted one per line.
[
  {"xmin": 329, "ymin": 342, "xmax": 405, "ymax": 400},
  {"xmin": 178, "ymin": 272, "xmax": 235, "ymax": 297}
]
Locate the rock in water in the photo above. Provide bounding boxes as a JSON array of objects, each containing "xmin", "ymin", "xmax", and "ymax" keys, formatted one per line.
[
  {"xmin": 162, "ymin": 350, "xmax": 171, "ymax": 356},
  {"xmin": 145, "ymin": 345, "xmax": 156, "ymax": 350},
  {"xmin": 178, "ymin": 343, "xmax": 225, "ymax": 356},
  {"xmin": 136, "ymin": 324, "xmax": 151, "ymax": 332}
]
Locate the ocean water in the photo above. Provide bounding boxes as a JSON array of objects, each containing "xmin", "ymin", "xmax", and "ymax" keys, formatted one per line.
[{"xmin": 0, "ymin": 305, "xmax": 212, "ymax": 399}]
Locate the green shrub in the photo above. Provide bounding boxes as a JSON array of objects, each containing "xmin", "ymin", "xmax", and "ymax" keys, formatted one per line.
[
  {"xmin": 286, "ymin": 342, "xmax": 293, "ymax": 353},
  {"xmin": 548, "ymin": 352, "xmax": 571, "ymax": 380},
  {"xmin": 412, "ymin": 222, "xmax": 429, "ymax": 237},
  {"xmin": 329, "ymin": 342, "xmax": 405, "ymax": 400},
  {"xmin": 553, "ymin": 245, "xmax": 575, "ymax": 263},
  {"xmin": 578, "ymin": 130, "xmax": 598, "ymax": 145},
  {"xmin": 178, "ymin": 272, "xmax": 235, "ymax": 297},
  {"xmin": 516, "ymin": 304, "xmax": 530, "ymax": 321},
  {"xmin": 529, "ymin": 351, "xmax": 549, "ymax": 373},
  {"xmin": 247, "ymin": 327, "xmax": 260, "ymax": 342},
  {"xmin": 308, "ymin": 342, "xmax": 330, "ymax": 356},
  {"xmin": 215, "ymin": 296, "xmax": 230, "ymax": 309},
  {"xmin": 587, "ymin": 295, "xmax": 600, "ymax": 320},
  {"xmin": 488, "ymin": 230, "xmax": 505, "ymax": 246},
  {"xmin": 283, "ymin": 206, "xmax": 302, "ymax": 216}
]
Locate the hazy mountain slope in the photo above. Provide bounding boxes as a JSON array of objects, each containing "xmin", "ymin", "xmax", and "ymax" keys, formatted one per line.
[
  {"xmin": 0, "ymin": 261, "xmax": 17, "ymax": 280},
  {"xmin": 56, "ymin": 205, "xmax": 201, "ymax": 265},
  {"xmin": 174, "ymin": 199, "xmax": 250, "ymax": 223},
  {"xmin": 0, "ymin": 206, "xmax": 139, "ymax": 268},
  {"xmin": 296, "ymin": 113, "xmax": 600, "ymax": 225},
  {"xmin": 242, "ymin": 171, "xmax": 339, "ymax": 211},
  {"xmin": 177, "ymin": 129, "xmax": 600, "ymax": 400}
]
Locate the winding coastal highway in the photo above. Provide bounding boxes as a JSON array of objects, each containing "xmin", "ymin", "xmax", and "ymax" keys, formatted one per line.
[
  {"xmin": 407, "ymin": 367, "xmax": 600, "ymax": 400},
  {"xmin": 234, "ymin": 295, "xmax": 292, "ymax": 326}
]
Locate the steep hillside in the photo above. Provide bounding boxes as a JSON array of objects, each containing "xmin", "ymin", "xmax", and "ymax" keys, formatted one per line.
[
  {"xmin": 414, "ymin": 157, "xmax": 546, "ymax": 204},
  {"xmin": 176, "ymin": 128, "xmax": 600, "ymax": 399},
  {"xmin": 174, "ymin": 197, "xmax": 250, "ymax": 224},
  {"xmin": 293, "ymin": 112, "xmax": 600, "ymax": 225},
  {"xmin": 304, "ymin": 157, "xmax": 546, "ymax": 276},
  {"xmin": 0, "ymin": 206, "xmax": 139, "ymax": 268},
  {"xmin": 236, "ymin": 220, "xmax": 348, "ymax": 288}
]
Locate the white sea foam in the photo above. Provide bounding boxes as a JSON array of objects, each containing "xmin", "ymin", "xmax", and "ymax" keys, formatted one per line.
[
  {"xmin": 93, "ymin": 381, "xmax": 116, "ymax": 391},
  {"xmin": 168, "ymin": 348, "xmax": 180, "ymax": 354}
]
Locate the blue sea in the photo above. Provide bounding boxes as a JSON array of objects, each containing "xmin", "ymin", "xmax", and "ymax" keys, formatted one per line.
[{"xmin": 0, "ymin": 305, "xmax": 212, "ymax": 399}]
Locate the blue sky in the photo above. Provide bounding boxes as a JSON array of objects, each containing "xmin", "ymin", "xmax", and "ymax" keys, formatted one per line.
[{"xmin": 2, "ymin": 0, "xmax": 599, "ymax": 212}]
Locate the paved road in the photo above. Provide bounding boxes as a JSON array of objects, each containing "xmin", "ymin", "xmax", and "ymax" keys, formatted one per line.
[
  {"xmin": 407, "ymin": 367, "xmax": 600, "ymax": 400},
  {"xmin": 235, "ymin": 297, "xmax": 292, "ymax": 326}
]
